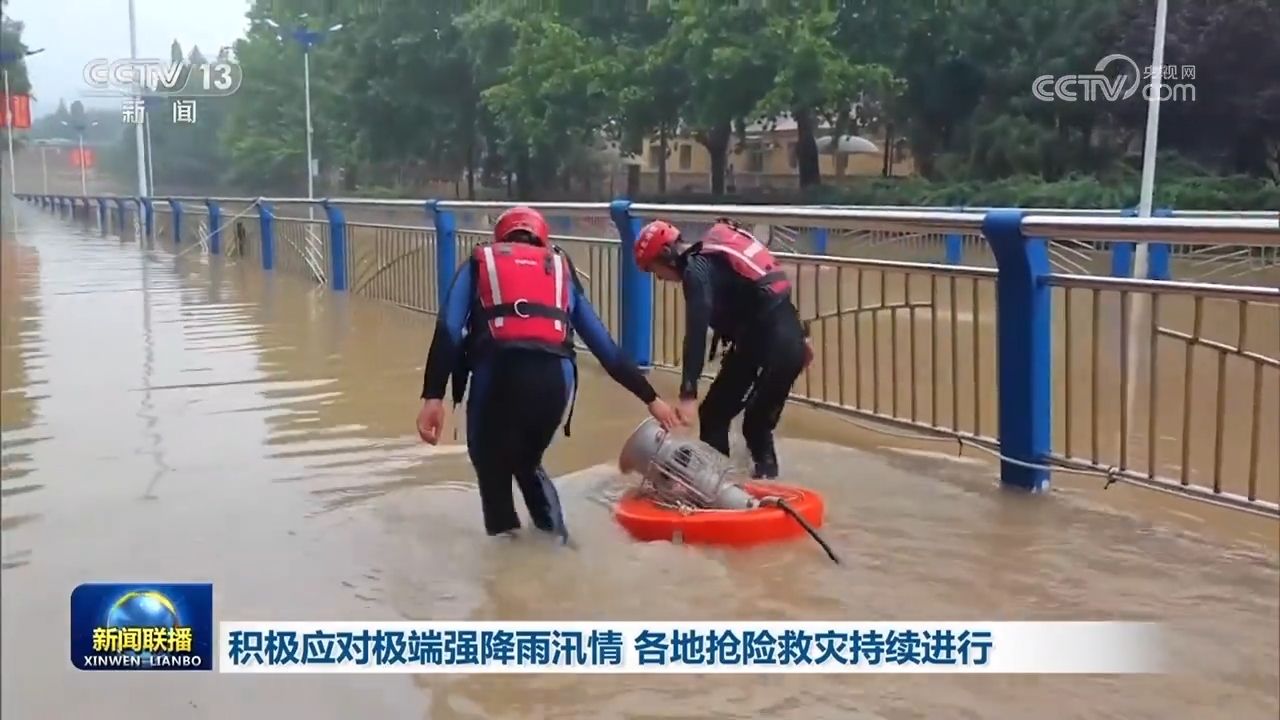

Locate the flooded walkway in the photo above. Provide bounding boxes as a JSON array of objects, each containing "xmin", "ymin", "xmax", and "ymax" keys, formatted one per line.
[{"xmin": 2, "ymin": 206, "xmax": 1277, "ymax": 719}]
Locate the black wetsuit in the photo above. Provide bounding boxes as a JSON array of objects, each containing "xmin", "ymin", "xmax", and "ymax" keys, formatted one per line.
[
  {"xmin": 421, "ymin": 253, "xmax": 657, "ymax": 538},
  {"xmin": 678, "ymin": 250, "xmax": 807, "ymax": 477}
]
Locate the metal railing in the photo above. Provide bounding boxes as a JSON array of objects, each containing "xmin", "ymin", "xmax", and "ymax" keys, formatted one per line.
[{"xmin": 18, "ymin": 192, "xmax": 1280, "ymax": 519}]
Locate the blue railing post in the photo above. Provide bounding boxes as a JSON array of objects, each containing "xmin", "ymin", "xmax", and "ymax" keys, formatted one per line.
[
  {"xmin": 982, "ymin": 210, "xmax": 1052, "ymax": 493},
  {"xmin": 1110, "ymin": 207, "xmax": 1138, "ymax": 277},
  {"xmin": 428, "ymin": 200, "xmax": 457, "ymax": 310},
  {"xmin": 256, "ymin": 198, "xmax": 273, "ymax": 269},
  {"xmin": 97, "ymin": 198, "xmax": 108, "ymax": 234},
  {"xmin": 205, "ymin": 199, "xmax": 222, "ymax": 255},
  {"xmin": 609, "ymin": 198, "xmax": 653, "ymax": 367},
  {"xmin": 140, "ymin": 198, "xmax": 154, "ymax": 239},
  {"xmin": 813, "ymin": 228, "xmax": 829, "ymax": 254},
  {"xmin": 168, "ymin": 199, "xmax": 182, "ymax": 244},
  {"xmin": 113, "ymin": 199, "xmax": 128, "ymax": 233},
  {"xmin": 1111, "ymin": 207, "xmax": 1173, "ymax": 279},
  {"xmin": 553, "ymin": 215, "xmax": 572, "ymax": 237},
  {"xmin": 250, "ymin": 198, "xmax": 271, "ymax": 269},
  {"xmin": 321, "ymin": 199, "xmax": 348, "ymax": 291},
  {"xmin": 944, "ymin": 206, "xmax": 965, "ymax": 264},
  {"xmin": 945, "ymin": 233, "xmax": 964, "ymax": 264},
  {"xmin": 1150, "ymin": 208, "xmax": 1173, "ymax": 280}
]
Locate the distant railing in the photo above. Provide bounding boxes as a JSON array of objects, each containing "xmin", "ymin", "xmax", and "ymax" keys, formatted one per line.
[{"xmin": 17, "ymin": 192, "xmax": 1280, "ymax": 519}]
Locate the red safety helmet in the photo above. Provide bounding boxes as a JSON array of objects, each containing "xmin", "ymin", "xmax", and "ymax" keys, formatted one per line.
[
  {"xmin": 493, "ymin": 206, "xmax": 551, "ymax": 246},
  {"xmin": 634, "ymin": 220, "xmax": 683, "ymax": 271}
]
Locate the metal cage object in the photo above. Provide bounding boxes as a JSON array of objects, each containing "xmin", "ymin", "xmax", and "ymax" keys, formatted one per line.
[{"xmin": 618, "ymin": 418, "xmax": 758, "ymax": 511}]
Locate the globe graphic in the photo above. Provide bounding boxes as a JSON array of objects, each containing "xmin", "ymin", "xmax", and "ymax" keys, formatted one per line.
[{"xmin": 105, "ymin": 591, "xmax": 180, "ymax": 663}]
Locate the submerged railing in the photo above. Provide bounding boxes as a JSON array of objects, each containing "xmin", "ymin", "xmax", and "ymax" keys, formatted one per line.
[{"xmin": 17, "ymin": 192, "xmax": 1280, "ymax": 518}]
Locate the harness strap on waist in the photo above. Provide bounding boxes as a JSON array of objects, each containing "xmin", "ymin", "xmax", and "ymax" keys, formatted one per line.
[
  {"xmin": 478, "ymin": 301, "xmax": 569, "ymax": 323},
  {"xmin": 759, "ymin": 270, "xmax": 789, "ymax": 286}
]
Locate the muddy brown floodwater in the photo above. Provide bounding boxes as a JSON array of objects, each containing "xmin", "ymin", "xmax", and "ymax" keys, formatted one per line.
[{"xmin": 2, "ymin": 203, "xmax": 1277, "ymax": 719}]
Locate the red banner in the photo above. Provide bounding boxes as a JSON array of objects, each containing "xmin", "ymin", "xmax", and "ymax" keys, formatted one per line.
[
  {"xmin": 70, "ymin": 148, "xmax": 95, "ymax": 168},
  {"xmin": 0, "ymin": 93, "xmax": 32, "ymax": 129}
]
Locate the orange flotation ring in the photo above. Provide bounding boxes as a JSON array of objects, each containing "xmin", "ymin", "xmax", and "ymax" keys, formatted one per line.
[{"xmin": 612, "ymin": 482, "xmax": 825, "ymax": 547}]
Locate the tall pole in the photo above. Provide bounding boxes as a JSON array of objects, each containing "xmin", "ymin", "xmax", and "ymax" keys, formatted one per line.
[
  {"xmin": 1124, "ymin": 0, "xmax": 1169, "ymax": 451},
  {"xmin": 3, "ymin": 69, "xmax": 17, "ymax": 198},
  {"xmin": 303, "ymin": 49, "xmax": 315, "ymax": 192},
  {"xmin": 145, "ymin": 114, "xmax": 155, "ymax": 194},
  {"xmin": 3, "ymin": 68, "xmax": 18, "ymax": 237},
  {"xmin": 127, "ymin": 0, "xmax": 148, "ymax": 197},
  {"xmin": 78, "ymin": 132, "xmax": 88, "ymax": 196},
  {"xmin": 40, "ymin": 145, "xmax": 48, "ymax": 195}
]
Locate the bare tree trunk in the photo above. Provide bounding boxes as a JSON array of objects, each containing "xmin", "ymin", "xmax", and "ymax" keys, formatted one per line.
[
  {"xmin": 702, "ymin": 122, "xmax": 731, "ymax": 196},
  {"xmin": 882, "ymin": 122, "xmax": 895, "ymax": 177},
  {"xmin": 658, "ymin": 125, "xmax": 669, "ymax": 194},
  {"xmin": 831, "ymin": 109, "xmax": 852, "ymax": 179},
  {"xmin": 466, "ymin": 137, "xmax": 477, "ymax": 200},
  {"xmin": 793, "ymin": 107, "xmax": 822, "ymax": 188}
]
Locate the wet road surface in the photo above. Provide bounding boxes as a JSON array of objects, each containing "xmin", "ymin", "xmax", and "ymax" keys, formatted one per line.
[{"xmin": 1, "ymin": 204, "xmax": 1277, "ymax": 719}]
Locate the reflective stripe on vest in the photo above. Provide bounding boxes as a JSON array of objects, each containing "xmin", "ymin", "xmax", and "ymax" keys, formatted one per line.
[
  {"xmin": 474, "ymin": 242, "xmax": 572, "ymax": 350},
  {"xmin": 700, "ymin": 223, "xmax": 791, "ymax": 294}
]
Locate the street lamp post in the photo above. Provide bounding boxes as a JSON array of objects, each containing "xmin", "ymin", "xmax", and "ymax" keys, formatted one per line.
[
  {"xmin": 143, "ymin": 96, "xmax": 158, "ymax": 195},
  {"xmin": 262, "ymin": 16, "xmax": 345, "ymax": 205},
  {"xmin": 38, "ymin": 141, "xmax": 48, "ymax": 194},
  {"xmin": 1123, "ymin": 0, "xmax": 1170, "ymax": 447},
  {"xmin": 61, "ymin": 120, "xmax": 101, "ymax": 196},
  {"xmin": 0, "ymin": 47, "xmax": 45, "ymax": 200},
  {"xmin": 127, "ymin": 0, "xmax": 148, "ymax": 197}
]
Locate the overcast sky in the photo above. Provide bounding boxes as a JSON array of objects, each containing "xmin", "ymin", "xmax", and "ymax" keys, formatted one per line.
[{"xmin": 9, "ymin": 0, "xmax": 252, "ymax": 116}]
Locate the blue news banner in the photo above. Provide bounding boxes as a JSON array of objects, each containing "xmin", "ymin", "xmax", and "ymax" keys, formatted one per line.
[
  {"xmin": 218, "ymin": 621, "xmax": 1166, "ymax": 674},
  {"xmin": 70, "ymin": 583, "xmax": 214, "ymax": 671}
]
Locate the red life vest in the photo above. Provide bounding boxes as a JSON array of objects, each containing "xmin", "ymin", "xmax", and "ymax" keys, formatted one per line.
[
  {"xmin": 699, "ymin": 222, "xmax": 792, "ymax": 296},
  {"xmin": 472, "ymin": 241, "xmax": 574, "ymax": 356}
]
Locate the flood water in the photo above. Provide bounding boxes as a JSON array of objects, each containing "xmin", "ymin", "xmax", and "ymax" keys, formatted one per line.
[{"xmin": 2, "ymin": 203, "xmax": 1278, "ymax": 719}]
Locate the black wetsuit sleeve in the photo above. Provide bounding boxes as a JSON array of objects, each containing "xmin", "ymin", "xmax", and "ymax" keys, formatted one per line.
[
  {"xmin": 569, "ymin": 269, "xmax": 659, "ymax": 405},
  {"xmin": 420, "ymin": 262, "xmax": 474, "ymax": 400},
  {"xmin": 680, "ymin": 254, "xmax": 715, "ymax": 400}
]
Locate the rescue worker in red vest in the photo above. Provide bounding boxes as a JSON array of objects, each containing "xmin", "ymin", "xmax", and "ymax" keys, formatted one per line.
[
  {"xmin": 416, "ymin": 206, "xmax": 680, "ymax": 543},
  {"xmin": 632, "ymin": 218, "xmax": 813, "ymax": 479}
]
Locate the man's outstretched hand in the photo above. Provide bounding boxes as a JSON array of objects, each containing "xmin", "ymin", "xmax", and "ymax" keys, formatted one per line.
[
  {"xmin": 647, "ymin": 398, "xmax": 681, "ymax": 431},
  {"xmin": 416, "ymin": 399, "xmax": 445, "ymax": 445}
]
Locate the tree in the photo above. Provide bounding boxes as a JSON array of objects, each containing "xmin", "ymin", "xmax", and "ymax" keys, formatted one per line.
[
  {"xmin": 755, "ymin": 3, "xmax": 895, "ymax": 188},
  {"xmin": 69, "ymin": 0, "xmax": 1280, "ymax": 200},
  {"xmin": 657, "ymin": 0, "xmax": 775, "ymax": 195},
  {"xmin": 478, "ymin": 15, "xmax": 615, "ymax": 199},
  {"xmin": 1114, "ymin": 0, "xmax": 1280, "ymax": 178},
  {"xmin": 0, "ymin": 12, "xmax": 32, "ymax": 95}
]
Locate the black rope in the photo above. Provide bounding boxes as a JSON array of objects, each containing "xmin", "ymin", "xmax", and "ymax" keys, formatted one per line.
[{"xmin": 765, "ymin": 497, "xmax": 841, "ymax": 565}]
